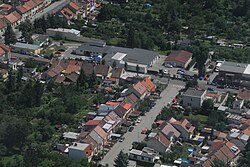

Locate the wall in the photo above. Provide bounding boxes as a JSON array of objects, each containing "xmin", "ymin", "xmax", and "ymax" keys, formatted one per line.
[
  {"xmin": 69, "ymin": 148, "xmax": 85, "ymax": 160},
  {"xmin": 182, "ymin": 95, "xmax": 202, "ymax": 108}
]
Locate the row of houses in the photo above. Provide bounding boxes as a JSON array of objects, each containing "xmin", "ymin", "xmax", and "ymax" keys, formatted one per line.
[
  {"xmin": 0, "ymin": 0, "xmax": 52, "ymax": 36},
  {"xmin": 58, "ymin": 76, "xmax": 156, "ymax": 161}
]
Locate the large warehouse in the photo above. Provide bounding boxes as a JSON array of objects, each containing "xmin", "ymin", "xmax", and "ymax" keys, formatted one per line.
[{"xmin": 219, "ymin": 61, "xmax": 250, "ymax": 81}]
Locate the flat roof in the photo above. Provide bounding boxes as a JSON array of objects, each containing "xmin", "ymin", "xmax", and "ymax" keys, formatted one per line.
[
  {"xmin": 63, "ymin": 132, "xmax": 80, "ymax": 140},
  {"xmin": 112, "ymin": 52, "xmax": 127, "ymax": 61},
  {"xmin": 183, "ymin": 88, "xmax": 206, "ymax": 97},
  {"xmin": 243, "ymin": 64, "xmax": 250, "ymax": 75},
  {"xmin": 12, "ymin": 42, "xmax": 40, "ymax": 50},
  {"xmin": 52, "ymin": 28, "xmax": 80, "ymax": 35},
  {"xmin": 68, "ymin": 142, "xmax": 89, "ymax": 151},
  {"xmin": 220, "ymin": 61, "xmax": 248, "ymax": 74}
]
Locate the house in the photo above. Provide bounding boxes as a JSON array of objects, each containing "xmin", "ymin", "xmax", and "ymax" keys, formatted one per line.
[
  {"xmin": 159, "ymin": 122, "xmax": 181, "ymax": 141},
  {"xmin": 140, "ymin": 77, "xmax": 155, "ymax": 94},
  {"xmin": 232, "ymin": 99, "xmax": 244, "ymax": 110},
  {"xmin": 58, "ymin": 7, "xmax": 76, "ymax": 23},
  {"xmin": 0, "ymin": 69, "xmax": 8, "ymax": 81},
  {"xmin": 238, "ymin": 89, "xmax": 250, "ymax": 102},
  {"xmin": 0, "ymin": 43, "xmax": 11, "ymax": 63},
  {"xmin": 3, "ymin": 11, "xmax": 22, "ymax": 28},
  {"xmin": 0, "ymin": 4, "xmax": 13, "ymax": 15},
  {"xmin": 11, "ymin": 42, "xmax": 41, "ymax": 55},
  {"xmin": 67, "ymin": 2, "xmax": 81, "ymax": 16},
  {"xmin": 16, "ymin": 5, "xmax": 29, "ymax": 22},
  {"xmin": 182, "ymin": 88, "xmax": 207, "ymax": 108},
  {"xmin": 32, "ymin": 34, "xmax": 49, "ymax": 47},
  {"xmin": 95, "ymin": 64, "xmax": 112, "ymax": 78},
  {"xmin": 63, "ymin": 132, "xmax": 80, "ymax": 141},
  {"xmin": 114, "ymin": 102, "xmax": 132, "ymax": 119},
  {"xmin": 129, "ymin": 147, "xmax": 160, "ymax": 163},
  {"xmin": 200, "ymin": 141, "xmax": 241, "ymax": 167},
  {"xmin": 146, "ymin": 131, "xmax": 172, "ymax": 154},
  {"xmin": 125, "ymin": 81, "xmax": 147, "ymax": 99},
  {"xmin": 92, "ymin": 125, "xmax": 108, "ymax": 145},
  {"xmin": 165, "ymin": 50, "xmax": 193, "ymax": 68},
  {"xmin": 43, "ymin": 0, "xmax": 52, "ymax": 7},
  {"xmin": 68, "ymin": 142, "xmax": 93, "ymax": 161},
  {"xmin": 169, "ymin": 118, "xmax": 195, "ymax": 140},
  {"xmin": 84, "ymin": 120, "xmax": 101, "ymax": 131},
  {"xmin": 0, "ymin": 19, "xmax": 6, "ymax": 36}
]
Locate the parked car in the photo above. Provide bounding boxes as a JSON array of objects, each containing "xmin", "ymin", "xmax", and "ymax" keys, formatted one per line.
[
  {"xmin": 128, "ymin": 126, "xmax": 134, "ymax": 132},
  {"xmin": 163, "ymin": 69, "xmax": 168, "ymax": 74},
  {"xmin": 165, "ymin": 63, "xmax": 173, "ymax": 68},
  {"xmin": 207, "ymin": 87, "xmax": 215, "ymax": 91},
  {"xmin": 177, "ymin": 70, "xmax": 185, "ymax": 75},
  {"xmin": 217, "ymin": 85, "xmax": 225, "ymax": 89},
  {"xmin": 119, "ymin": 137, "xmax": 125, "ymax": 142},
  {"xmin": 141, "ymin": 128, "xmax": 148, "ymax": 134},
  {"xmin": 137, "ymin": 120, "xmax": 141, "ymax": 123}
]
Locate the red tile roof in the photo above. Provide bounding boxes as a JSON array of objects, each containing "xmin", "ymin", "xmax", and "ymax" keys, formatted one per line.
[
  {"xmin": 0, "ymin": 19, "xmax": 6, "ymax": 29},
  {"xmin": 158, "ymin": 131, "xmax": 171, "ymax": 146},
  {"xmin": 4, "ymin": 12, "xmax": 20, "ymax": 24},
  {"xmin": 24, "ymin": 0, "xmax": 37, "ymax": 10},
  {"xmin": 105, "ymin": 101, "xmax": 120, "ymax": 106},
  {"xmin": 140, "ymin": 77, "xmax": 155, "ymax": 92},
  {"xmin": 68, "ymin": 2, "xmax": 80, "ymax": 12},
  {"xmin": 85, "ymin": 120, "xmax": 101, "ymax": 126},
  {"xmin": 165, "ymin": 50, "xmax": 192, "ymax": 64},
  {"xmin": 0, "ymin": 43, "xmax": 10, "ymax": 52},
  {"xmin": 0, "ymin": 4, "xmax": 12, "ymax": 11},
  {"xmin": 16, "ymin": 5, "xmax": 28, "ymax": 14},
  {"xmin": 32, "ymin": 0, "xmax": 43, "ymax": 5},
  {"xmin": 238, "ymin": 89, "xmax": 250, "ymax": 101},
  {"xmin": 121, "ymin": 102, "xmax": 132, "ymax": 110},
  {"xmin": 133, "ymin": 81, "xmax": 147, "ymax": 95},
  {"xmin": 0, "ymin": 47, "xmax": 5, "ymax": 56},
  {"xmin": 93, "ymin": 125, "xmax": 107, "ymax": 140}
]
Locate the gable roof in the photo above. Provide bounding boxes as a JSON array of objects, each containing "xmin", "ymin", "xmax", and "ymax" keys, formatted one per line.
[
  {"xmin": 54, "ymin": 75, "xmax": 65, "ymax": 83},
  {"xmin": 165, "ymin": 50, "xmax": 192, "ymax": 63},
  {"xmin": 170, "ymin": 118, "xmax": 195, "ymax": 133},
  {"xmin": 25, "ymin": 0, "xmax": 37, "ymax": 9},
  {"xmin": 0, "ymin": 19, "xmax": 6, "ymax": 29},
  {"xmin": 32, "ymin": 0, "xmax": 43, "ymax": 5},
  {"xmin": 93, "ymin": 125, "xmax": 107, "ymax": 140},
  {"xmin": 89, "ymin": 130, "xmax": 103, "ymax": 144},
  {"xmin": 81, "ymin": 61, "xmax": 94, "ymax": 75},
  {"xmin": 140, "ymin": 77, "xmax": 155, "ymax": 92},
  {"xmin": 68, "ymin": 2, "xmax": 80, "ymax": 12},
  {"xmin": 65, "ymin": 72, "xmax": 79, "ymax": 82},
  {"xmin": 132, "ymin": 81, "xmax": 147, "ymax": 95},
  {"xmin": 114, "ymin": 105, "xmax": 127, "ymax": 118},
  {"xmin": 110, "ymin": 67, "xmax": 124, "ymax": 78},
  {"xmin": 95, "ymin": 64, "xmax": 111, "ymax": 77},
  {"xmin": 160, "ymin": 122, "xmax": 181, "ymax": 139},
  {"xmin": 16, "ymin": 5, "xmax": 28, "ymax": 14},
  {"xmin": 4, "ymin": 12, "xmax": 20, "ymax": 24}
]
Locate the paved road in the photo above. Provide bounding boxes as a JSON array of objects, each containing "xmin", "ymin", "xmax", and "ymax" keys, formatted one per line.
[
  {"xmin": 31, "ymin": 0, "xmax": 71, "ymax": 22},
  {"xmin": 12, "ymin": 53, "xmax": 50, "ymax": 63},
  {"xmin": 100, "ymin": 85, "xmax": 181, "ymax": 167}
]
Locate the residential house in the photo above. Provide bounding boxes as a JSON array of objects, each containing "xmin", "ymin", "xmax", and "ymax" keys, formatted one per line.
[
  {"xmin": 0, "ymin": 4, "xmax": 13, "ymax": 15},
  {"xmin": 58, "ymin": 7, "xmax": 76, "ymax": 23},
  {"xmin": 67, "ymin": 2, "xmax": 81, "ymax": 17},
  {"xmin": 146, "ymin": 131, "xmax": 172, "ymax": 154},
  {"xmin": 169, "ymin": 117, "xmax": 195, "ymax": 140},
  {"xmin": 92, "ymin": 125, "xmax": 108, "ymax": 145},
  {"xmin": 43, "ymin": 0, "xmax": 52, "ymax": 7},
  {"xmin": 160, "ymin": 122, "xmax": 181, "ymax": 141},
  {"xmin": 0, "ymin": 43, "xmax": 11, "ymax": 63},
  {"xmin": 84, "ymin": 120, "xmax": 101, "ymax": 131},
  {"xmin": 16, "ymin": 5, "xmax": 29, "ymax": 22},
  {"xmin": 0, "ymin": 19, "xmax": 6, "ymax": 36},
  {"xmin": 105, "ymin": 67, "xmax": 125, "ymax": 85},
  {"xmin": 68, "ymin": 142, "xmax": 93, "ymax": 162},
  {"xmin": 125, "ymin": 81, "xmax": 147, "ymax": 99},
  {"xmin": 124, "ymin": 93, "xmax": 139, "ymax": 109},
  {"xmin": 182, "ymin": 88, "xmax": 207, "ymax": 108},
  {"xmin": 11, "ymin": 42, "xmax": 41, "ymax": 55},
  {"xmin": 129, "ymin": 147, "xmax": 160, "ymax": 163},
  {"xmin": 3, "ymin": 11, "xmax": 22, "ymax": 28},
  {"xmin": 97, "ymin": 103, "xmax": 118, "ymax": 115},
  {"xmin": 238, "ymin": 89, "xmax": 250, "ymax": 102},
  {"xmin": 140, "ymin": 77, "xmax": 156, "ymax": 94},
  {"xmin": 199, "ymin": 141, "xmax": 241, "ymax": 167},
  {"xmin": 63, "ymin": 132, "xmax": 80, "ymax": 141},
  {"xmin": 95, "ymin": 64, "xmax": 112, "ymax": 79},
  {"xmin": 114, "ymin": 101, "xmax": 133, "ymax": 119},
  {"xmin": 165, "ymin": 50, "xmax": 193, "ymax": 68},
  {"xmin": 33, "ymin": 0, "xmax": 44, "ymax": 13},
  {"xmin": 232, "ymin": 99, "xmax": 244, "ymax": 110}
]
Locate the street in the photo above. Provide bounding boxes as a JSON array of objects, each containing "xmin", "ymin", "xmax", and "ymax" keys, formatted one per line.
[{"xmin": 100, "ymin": 84, "xmax": 181, "ymax": 167}]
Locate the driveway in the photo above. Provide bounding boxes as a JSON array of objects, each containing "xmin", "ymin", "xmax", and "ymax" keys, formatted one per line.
[{"xmin": 100, "ymin": 85, "xmax": 181, "ymax": 167}]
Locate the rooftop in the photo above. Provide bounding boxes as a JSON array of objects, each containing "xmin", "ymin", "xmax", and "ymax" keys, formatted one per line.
[
  {"xmin": 220, "ymin": 61, "xmax": 248, "ymax": 74},
  {"xmin": 68, "ymin": 142, "xmax": 89, "ymax": 151},
  {"xmin": 183, "ymin": 88, "xmax": 206, "ymax": 97},
  {"xmin": 165, "ymin": 50, "xmax": 192, "ymax": 63},
  {"xmin": 63, "ymin": 132, "xmax": 80, "ymax": 140},
  {"xmin": 11, "ymin": 42, "xmax": 40, "ymax": 50}
]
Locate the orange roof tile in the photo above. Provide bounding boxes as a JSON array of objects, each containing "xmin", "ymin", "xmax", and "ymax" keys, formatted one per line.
[
  {"xmin": 85, "ymin": 120, "xmax": 101, "ymax": 126},
  {"xmin": 140, "ymin": 77, "xmax": 155, "ymax": 92},
  {"xmin": 0, "ymin": 19, "xmax": 6, "ymax": 29},
  {"xmin": 165, "ymin": 50, "xmax": 192, "ymax": 64},
  {"xmin": 32, "ymin": 0, "xmax": 43, "ymax": 5},
  {"xmin": 68, "ymin": 2, "xmax": 80, "ymax": 12},
  {"xmin": 93, "ymin": 125, "xmax": 107, "ymax": 140},
  {"xmin": 105, "ymin": 101, "xmax": 120, "ymax": 106},
  {"xmin": 4, "ymin": 12, "xmax": 20, "ymax": 24},
  {"xmin": 133, "ymin": 81, "xmax": 147, "ymax": 95}
]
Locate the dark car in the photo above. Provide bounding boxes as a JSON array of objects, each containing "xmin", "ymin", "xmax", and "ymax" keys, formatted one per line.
[
  {"xmin": 128, "ymin": 126, "xmax": 134, "ymax": 132},
  {"xmin": 58, "ymin": 48, "xmax": 66, "ymax": 52},
  {"xmin": 217, "ymin": 85, "xmax": 225, "ymax": 89},
  {"xmin": 207, "ymin": 87, "xmax": 215, "ymax": 91}
]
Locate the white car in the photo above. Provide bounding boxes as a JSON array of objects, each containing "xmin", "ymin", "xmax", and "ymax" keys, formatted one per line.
[
  {"xmin": 165, "ymin": 64, "xmax": 173, "ymax": 68},
  {"xmin": 163, "ymin": 69, "xmax": 168, "ymax": 74},
  {"xmin": 137, "ymin": 120, "xmax": 141, "ymax": 123}
]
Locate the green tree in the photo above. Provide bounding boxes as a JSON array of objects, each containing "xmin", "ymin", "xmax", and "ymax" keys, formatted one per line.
[
  {"xmin": 4, "ymin": 25, "xmax": 17, "ymax": 45},
  {"xmin": 19, "ymin": 20, "xmax": 34, "ymax": 44},
  {"xmin": 77, "ymin": 69, "xmax": 87, "ymax": 88},
  {"xmin": 5, "ymin": 70, "xmax": 15, "ymax": 93},
  {"xmin": 202, "ymin": 99, "xmax": 214, "ymax": 115},
  {"xmin": 211, "ymin": 159, "xmax": 228, "ymax": 167},
  {"xmin": 114, "ymin": 151, "xmax": 129, "ymax": 167}
]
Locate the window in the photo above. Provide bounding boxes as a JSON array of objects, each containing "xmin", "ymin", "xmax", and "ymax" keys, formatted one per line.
[{"xmin": 191, "ymin": 98, "xmax": 193, "ymax": 101}]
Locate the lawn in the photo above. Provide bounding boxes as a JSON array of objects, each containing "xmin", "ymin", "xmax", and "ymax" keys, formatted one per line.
[
  {"xmin": 184, "ymin": 114, "xmax": 208, "ymax": 124},
  {"xmin": 42, "ymin": 44, "xmax": 67, "ymax": 56}
]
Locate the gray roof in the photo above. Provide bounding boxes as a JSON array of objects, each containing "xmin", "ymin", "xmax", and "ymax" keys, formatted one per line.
[
  {"xmin": 89, "ymin": 130, "xmax": 103, "ymax": 144},
  {"xmin": 183, "ymin": 88, "xmax": 206, "ymax": 97},
  {"xmin": 220, "ymin": 61, "xmax": 248, "ymax": 74},
  {"xmin": 76, "ymin": 43, "xmax": 111, "ymax": 54},
  {"xmin": 68, "ymin": 142, "xmax": 89, "ymax": 151},
  {"xmin": 12, "ymin": 42, "xmax": 40, "ymax": 50}
]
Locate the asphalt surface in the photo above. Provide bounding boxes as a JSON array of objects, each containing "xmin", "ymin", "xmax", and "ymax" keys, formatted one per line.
[
  {"xmin": 12, "ymin": 53, "xmax": 50, "ymax": 63},
  {"xmin": 100, "ymin": 84, "xmax": 181, "ymax": 167}
]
